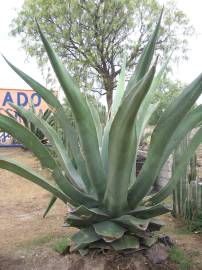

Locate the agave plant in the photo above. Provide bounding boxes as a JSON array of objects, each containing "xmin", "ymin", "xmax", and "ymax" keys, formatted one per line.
[
  {"xmin": 23, "ymin": 107, "xmax": 55, "ymax": 144},
  {"xmin": 1, "ymin": 11, "xmax": 202, "ymax": 253},
  {"xmin": 5, "ymin": 106, "xmax": 54, "ymax": 144}
]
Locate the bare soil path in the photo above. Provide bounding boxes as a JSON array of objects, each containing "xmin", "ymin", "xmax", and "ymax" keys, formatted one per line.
[{"xmin": 0, "ymin": 148, "xmax": 67, "ymax": 256}]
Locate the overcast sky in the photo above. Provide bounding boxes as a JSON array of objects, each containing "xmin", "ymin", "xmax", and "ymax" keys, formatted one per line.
[{"xmin": 0, "ymin": 0, "xmax": 202, "ymax": 99}]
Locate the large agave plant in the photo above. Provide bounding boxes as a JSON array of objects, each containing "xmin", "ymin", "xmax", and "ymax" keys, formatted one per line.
[{"xmin": 1, "ymin": 12, "xmax": 202, "ymax": 253}]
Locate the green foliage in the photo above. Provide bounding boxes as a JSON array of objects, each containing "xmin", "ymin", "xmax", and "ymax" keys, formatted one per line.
[
  {"xmin": 20, "ymin": 108, "xmax": 55, "ymax": 144},
  {"xmin": 5, "ymin": 106, "xmax": 55, "ymax": 145},
  {"xmin": 10, "ymin": 0, "xmax": 194, "ymax": 109},
  {"xmin": 1, "ymin": 12, "xmax": 202, "ymax": 253},
  {"xmin": 20, "ymin": 234, "xmax": 53, "ymax": 250},
  {"xmin": 149, "ymin": 79, "xmax": 183, "ymax": 125},
  {"xmin": 187, "ymin": 211, "xmax": 202, "ymax": 233},
  {"xmin": 53, "ymin": 237, "xmax": 71, "ymax": 254},
  {"xmin": 169, "ymin": 246, "xmax": 192, "ymax": 270}
]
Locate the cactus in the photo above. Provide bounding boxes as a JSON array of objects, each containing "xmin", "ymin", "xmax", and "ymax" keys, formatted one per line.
[{"xmin": 172, "ymin": 133, "xmax": 202, "ymax": 221}]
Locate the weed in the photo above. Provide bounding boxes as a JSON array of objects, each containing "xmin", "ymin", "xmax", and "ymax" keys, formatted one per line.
[
  {"xmin": 169, "ymin": 246, "xmax": 193, "ymax": 270},
  {"xmin": 18, "ymin": 234, "xmax": 53, "ymax": 250},
  {"xmin": 53, "ymin": 237, "xmax": 70, "ymax": 254},
  {"xmin": 187, "ymin": 212, "xmax": 202, "ymax": 233},
  {"xmin": 187, "ymin": 250, "xmax": 200, "ymax": 257}
]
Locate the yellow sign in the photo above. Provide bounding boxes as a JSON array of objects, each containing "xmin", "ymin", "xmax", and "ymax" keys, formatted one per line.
[
  {"xmin": 0, "ymin": 88, "xmax": 49, "ymax": 145},
  {"xmin": 0, "ymin": 88, "xmax": 48, "ymax": 115}
]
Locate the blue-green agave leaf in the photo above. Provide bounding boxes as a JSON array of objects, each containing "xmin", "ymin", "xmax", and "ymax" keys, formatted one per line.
[
  {"xmin": 129, "ymin": 72, "xmax": 202, "ymax": 208},
  {"xmin": 0, "ymin": 157, "xmax": 69, "ymax": 204},
  {"xmin": 93, "ymin": 221, "xmax": 126, "ymax": 241},
  {"xmin": 148, "ymin": 125, "xmax": 202, "ymax": 205},
  {"xmin": 111, "ymin": 235, "xmax": 139, "ymax": 250},
  {"xmin": 70, "ymin": 227, "xmax": 101, "ymax": 251},
  {"xmin": 43, "ymin": 195, "xmax": 57, "ymax": 218},
  {"xmin": 104, "ymin": 65, "xmax": 156, "ymax": 216},
  {"xmin": 37, "ymin": 23, "xmax": 106, "ymax": 199},
  {"xmin": 101, "ymin": 56, "xmax": 126, "ymax": 174}
]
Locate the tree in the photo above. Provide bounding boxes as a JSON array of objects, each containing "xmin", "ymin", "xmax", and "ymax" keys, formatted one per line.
[
  {"xmin": 149, "ymin": 79, "xmax": 184, "ymax": 125},
  {"xmin": 10, "ymin": 0, "xmax": 194, "ymax": 110}
]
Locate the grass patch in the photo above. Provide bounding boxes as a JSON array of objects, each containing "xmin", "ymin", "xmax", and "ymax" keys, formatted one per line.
[
  {"xmin": 186, "ymin": 212, "xmax": 202, "ymax": 234},
  {"xmin": 18, "ymin": 234, "xmax": 53, "ymax": 251},
  {"xmin": 169, "ymin": 246, "xmax": 193, "ymax": 270},
  {"xmin": 28, "ymin": 234, "xmax": 53, "ymax": 246},
  {"xmin": 18, "ymin": 233, "xmax": 64, "ymax": 250},
  {"xmin": 18, "ymin": 230, "xmax": 75, "ymax": 252},
  {"xmin": 162, "ymin": 217, "xmax": 192, "ymax": 236},
  {"xmin": 53, "ymin": 237, "xmax": 71, "ymax": 254},
  {"xmin": 187, "ymin": 250, "xmax": 200, "ymax": 257},
  {"xmin": 174, "ymin": 226, "xmax": 192, "ymax": 235}
]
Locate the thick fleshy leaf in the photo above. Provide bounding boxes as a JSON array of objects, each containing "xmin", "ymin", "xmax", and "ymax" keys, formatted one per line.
[
  {"xmin": 125, "ymin": 9, "xmax": 163, "ymax": 93},
  {"xmin": 9, "ymin": 118, "xmax": 100, "ymax": 208},
  {"xmin": 0, "ymin": 114, "xmax": 55, "ymax": 169},
  {"xmin": 37, "ymin": 23, "xmax": 106, "ymax": 199},
  {"xmin": 129, "ymin": 203, "xmax": 172, "ymax": 219},
  {"xmin": 10, "ymin": 103, "xmax": 88, "ymax": 193},
  {"xmin": 93, "ymin": 221, "xmax": 126, "ymax": 242},
  {"xmin": 3, "ymin": 56, "xmax": 61, "ymax": 108},
  {"xmin": 129, "ymin": 72, "xmax": 202, "ymax": 208},
  {"xmin": 43, "ymin": 195, "xmax": 57, "ymax": 218},
  {"xmin": 65, "ymin": 213, "xmax": 84, "ymax": 227},
  {"xmin": 70, "ymin": 227, "xmax": 101, "ymax": 251},
  {"xmin": 3, "ymin": 56, "xmax": 90, "ymax": 190},
  {"xmin": 0, "ymin": 157, "xmax": 69, "ymax": 204},
  {"xmin": 129, "ymin": 102, "xmax": 159, "ymax": 187},
  {"xmin": 111, "ymin": 235, "xmax": 139, "ymax": 250},
  {"xmin": 104, "ymin": 66, "xmax": 156, "ymax": 216},
  {"xmin": 7, "ymin": 108, "xmax": 29, "ymax": 128},
  {"xmin": 142, "ymin": 236, "xmax": 157, "ymax": 247},
  {"xmin": 65, "ymin": 206, "xmax": 108, "ymax": 227},
  {"xmin": 114, "ymin": 215, "xmax": 149, "ymax": 232},
  {"xmin": 101, "ymin": 56, "xmax": 126, "ymax": 174},
  {"xmin": 134, "ymin": 105, "xmax": 202, "ymax": 196},
  {"xmin": 89, "ymin": 240, "xmax": 113, "ymax": 250},
  {"xmin": 148, "ymin": 126, "xmax": 202, "ymax": 205},
  {"xmin": 86, "ymin": 98, "xmax": 103, "ymax": 147},
  {"xmin": 158, "ymin": 105, "xmax": 202, "ymax": 172},
  {"xmin": 136, "ymin": 106, "xmax": 202, "ymax": 200},
  {"xmin": 134, "ymin": 55, "xmax": 171, "ymax": 151},
  {"xmin": 70, "ymin": 205, "xmax": 108, "ymax": 219},
  {"xmin": 101, "ymin": 122, "xmax": 111, "ymax": 175},
  {"xmin": 128, "ymin": 25, "xmax": 170, "ymax": 192},
  {"xmin": 42, "ymin": 108, "xmax": 52, "ymax": 121},
  {"xmin": 52, "ymin": 168, "xmax": 98, "ymax": 208},
  {"xmin": 61, "ymin": 120, "xmax": 91, "ymax": 191},
  {"xmin": 0, "ymin": 112, "xmax": 96, "ymax": 205},
  {"xmin": 136, "ymin": 55, "xmax": 170, "ymax": 126}
]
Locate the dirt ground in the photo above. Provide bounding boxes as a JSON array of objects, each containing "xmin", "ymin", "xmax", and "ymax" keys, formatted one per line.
[{"xmin": 1, "ymin": 148, "xmax": 202, "ymax": 270}]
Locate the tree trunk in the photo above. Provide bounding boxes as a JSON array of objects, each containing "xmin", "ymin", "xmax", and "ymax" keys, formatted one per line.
[
  {"xmin": 102, "ymin": 73, "xmax": 114, "ymax": 112},
  {"xmin": 106, "ymin": 90, "xmax": 113, "ymax": 112}
]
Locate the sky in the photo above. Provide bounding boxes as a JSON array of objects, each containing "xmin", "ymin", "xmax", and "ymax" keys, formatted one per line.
[
  {"xmin": 0, "ymin": 0, "xmax": 202, "ymax": 98},
  {"xmin": 0, "ymin": 0, "xmax": 44, "ymax": 89}
]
